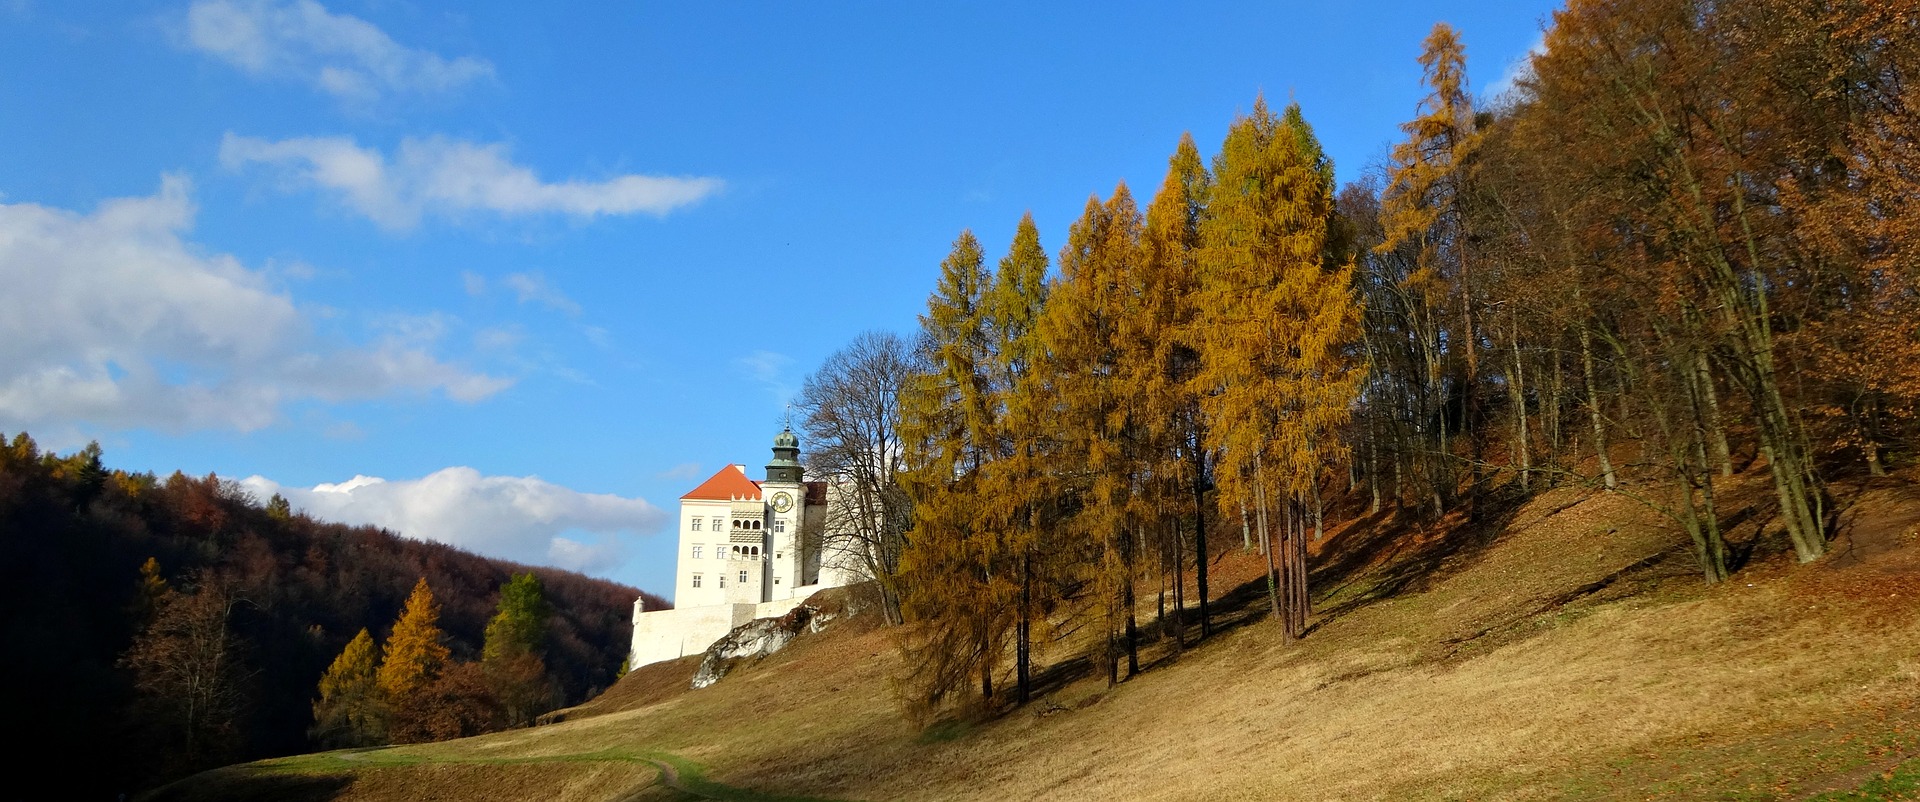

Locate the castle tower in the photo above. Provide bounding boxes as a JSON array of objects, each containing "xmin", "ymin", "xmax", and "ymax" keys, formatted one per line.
[{"xmin": 761, "ymin": 427, "xmax": 804, "ymax": 600}]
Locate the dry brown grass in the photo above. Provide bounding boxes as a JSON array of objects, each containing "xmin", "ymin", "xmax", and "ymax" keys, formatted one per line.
[{"xmin": 186, "ymin": 472, "xmax": 1920, "ymax": 801}]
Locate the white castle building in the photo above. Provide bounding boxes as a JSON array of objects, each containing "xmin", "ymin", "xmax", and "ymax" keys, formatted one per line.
[{"xmin": 628, "ymin": 428, "xmax": 864, "ymax": 670}]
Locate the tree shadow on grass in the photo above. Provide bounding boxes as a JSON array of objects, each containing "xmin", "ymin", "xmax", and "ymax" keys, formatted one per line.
[
  {"xmin": 993, "ymin": 484, "xmax": 1538, "ymax": 713},
  {"xmin": 139, "ymin": 770, "xmax": 354, "ymax": 802},
  {"xmin": 1309, "ymin": 482, "xmax": 1534, "ymax": 627}
]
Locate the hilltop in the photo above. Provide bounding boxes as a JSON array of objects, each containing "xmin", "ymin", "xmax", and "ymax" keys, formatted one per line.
[{"xmin": 158, "ymin": 468, "xmax": 1920, "ymax": 801}]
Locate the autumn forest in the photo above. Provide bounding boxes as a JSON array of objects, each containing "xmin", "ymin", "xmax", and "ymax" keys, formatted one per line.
[{"xmin": 792, "ymin": 0, "xmax": 1919, "ymax": 722}]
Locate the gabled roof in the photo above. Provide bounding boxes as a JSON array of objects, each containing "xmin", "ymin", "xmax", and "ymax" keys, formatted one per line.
[{"xmin": 681, "ymin": 464, "xmax": 764, "ymax": 501}]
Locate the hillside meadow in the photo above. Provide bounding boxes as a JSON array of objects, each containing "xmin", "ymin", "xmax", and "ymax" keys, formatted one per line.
[{"xmin": 155, "ymin": 469, "xmax": 1920, "ymax": 801}]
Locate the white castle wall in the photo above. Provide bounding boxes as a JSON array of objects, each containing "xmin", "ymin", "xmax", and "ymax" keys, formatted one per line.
[{"xmin": 628, "ymin": 594, "xmax": 815, "ymax": 668}]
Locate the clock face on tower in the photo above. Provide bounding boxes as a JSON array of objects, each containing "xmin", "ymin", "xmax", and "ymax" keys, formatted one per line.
[{"xmin": 771, "ymin": 491, "xmax": 793, "ymax": 513}]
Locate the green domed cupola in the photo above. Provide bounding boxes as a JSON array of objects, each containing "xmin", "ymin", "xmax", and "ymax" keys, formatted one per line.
[{"xmin": 766, "ymin": 427, "xmax": 803, "ymax": 484}]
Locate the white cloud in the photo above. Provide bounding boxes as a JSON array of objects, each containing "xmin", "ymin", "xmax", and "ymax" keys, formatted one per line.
[
  {"xmin": 654, "ymin": 462, "xmax": 703, "ymax": 481},
  {"xmin": 184, "ymin": 0, "xmax": 493, "ymax": 103},
  {"xmin": 1485, "ymin": 31, "xmax": 1547, "ymax": 102},
  {"xmin": 735, "ymin": 350, "xmax": 794, "ymax": 404},
  {"xmin": 472, "ymin": 325, "xmax": 524, "ymax": 352},
  {"xmin": 0, "ymin": 176, "xmax": 510, "ymax": 433},
  {"xmin": 241, "ymin": 468, "xmax": 666, "ymax": 575},
  {"xmin": 502, "ymin": 271, "xmax": 581, "ymax": 316},
  {"xmin": 221, "ymin": 133, "xmax": 724, "ymax": 230}
]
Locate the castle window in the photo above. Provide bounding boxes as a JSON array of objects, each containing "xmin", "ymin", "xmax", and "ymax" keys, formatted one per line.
[
  {"xmin": 738, "ymin": 570, "xmax": 748, "ymax": 584},
  {"xmin": 691, "ymin": 518, "xmax": 702, "ymax": 531},
  {"xmin": 691, "ymin": 544, "xmax": 703, "ymax": 559},
  {"xmin": 774, "ymin": 577, "xmax": 781, "ymax": 585},
  {"xmin": 712, "ymin": 517, "xmax": 722, "ymax": 531},
  {"xmin": 692, "ymin": 573, "xmax": 702, "ymax": 588},
  {"xmin": 774, "ymin": 519, "xmax": 787, "ymax": 534},
  {"xmin": 718, "ymin": 574, "xmax": 726, "ymax": 588}
]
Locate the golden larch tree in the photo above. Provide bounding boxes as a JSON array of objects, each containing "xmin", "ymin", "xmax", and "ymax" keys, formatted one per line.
[
  {"xmin": 1196, "ymin": 98, "xmax": 1363, "ymax": 641},
  {"xmin": 377, "ymin": 577, "xmax": 450, "ymax": 700},
  {"xmin": 311, "ymin": 627, "xmax": 384, "ymax": 747}
]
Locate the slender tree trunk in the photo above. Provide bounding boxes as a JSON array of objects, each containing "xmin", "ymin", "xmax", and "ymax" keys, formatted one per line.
[
  {"xmin": 1366, "ymin": 409, "xmax": 1383, "ymax": 514},
  {"xmin": 1017, "ymin": 551, "xmax": 1031, "ymax": 705},
  {"xmin": 1310, "ymin": 476, "xmax": 1325, "ymax": 541},
  {"xmin": 1255, "ymin": 457, "xmax": 1281, "ymax": 623},
  {"xmin": 981, "ymin": 647, "xmax": 993, "ymax": 700},
  {"xmin": 1546, "ymin": 340, "xmax": 1565, "ymax": 485},
  {"xmin": 1124, "ymin": 525, "xmax": 1139, "ymax": 679},
  {"xmin": 1580, "ymin": 326, "xmax": 1618, "ymax": 490},
  {"xmin": 1684, "ymin": 349, "xmax": 1730, "ymax": 582},
  {"xmin": 1510, "ymin": 316, "xmax": 1531, "ymax": 491},
  {"xmin": 1695, "ymin": 351, "xmax": 1732, "ymax": 477},
  {"xmin": 1192, "ymin": 446, "xmax": 1211, "ymax": 638},
  {"xmin": 1240, "ymin": 500, "xmax": 1253, "ymax": 552},
  {"xmin": 1171, "ymin": 519, "xmax": 1185, "ymax": 651}
]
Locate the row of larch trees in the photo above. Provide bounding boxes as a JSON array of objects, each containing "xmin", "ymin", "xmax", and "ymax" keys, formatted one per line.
[
  {"xmin": 878, "ymin": 96, "xmax": 1364, "ymax": 720},
  {"xmin": 795, "ymin": 0, "xmax": 1918, "ymax": 727}
]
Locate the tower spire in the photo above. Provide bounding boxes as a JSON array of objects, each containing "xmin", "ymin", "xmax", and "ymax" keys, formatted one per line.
[{"xmin": 767, "ymin": 426, "xmax": 803, "ymax": 484}]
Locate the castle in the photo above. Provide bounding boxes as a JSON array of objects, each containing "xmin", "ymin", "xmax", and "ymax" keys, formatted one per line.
[{"xmin": 628, "ymin": 428, "xmax": 864, "ymax": 670}]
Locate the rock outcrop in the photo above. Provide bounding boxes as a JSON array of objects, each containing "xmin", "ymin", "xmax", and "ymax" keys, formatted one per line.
[{"xmin": 690, "ymin": 602, "xmax": 837, "ymax": 689}]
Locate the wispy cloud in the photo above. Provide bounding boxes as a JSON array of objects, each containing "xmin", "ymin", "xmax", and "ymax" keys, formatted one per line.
[
  {"xmin": 654, "ymin": 462, "xmax": 704, "ymax": 481},
  {"xmin": 184, "ymin": 0, "xmax": 493, "ymax": 104},
  {"xmin": 1485, "ymin": 31, "xmax": 1547, "ymax": 102},
  {"xmin": 734, "ymin": 350, "xmax": 794, "ymax": 406},
  {"xmin": 221, "ymin": 133, "xmax": 724, "ymax": 230},
  {"xmin": 242, "ymin": 468, "xmax": 666, "ymax": 576},
  {"xmin": 502, "ymin": 271, "xmax": 582, "ymax": 316},
  {"xmin": 0, "ymin": 176, "xmax": 509, "ymax": 433}
]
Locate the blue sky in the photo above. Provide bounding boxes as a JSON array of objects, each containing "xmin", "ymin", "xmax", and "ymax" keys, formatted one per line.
[{"xmin": 0, "ymin": 1, "xmax": 1559, "ymax": 597}]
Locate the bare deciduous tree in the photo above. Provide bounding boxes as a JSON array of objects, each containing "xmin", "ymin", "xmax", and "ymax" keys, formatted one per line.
[{"xmin": 795, "ymin": 330, "xmax": 918, "ymax": 625}]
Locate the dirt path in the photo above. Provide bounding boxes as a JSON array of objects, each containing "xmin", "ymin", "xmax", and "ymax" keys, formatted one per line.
[{"xmin": 636, "ymin": 758, "xmax": 698, "ymax": 800}]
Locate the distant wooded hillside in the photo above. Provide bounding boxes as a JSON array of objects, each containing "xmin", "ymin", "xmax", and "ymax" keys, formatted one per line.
[{"xmin": 0, "ymin": 433, "xmax": 665, "ymax": 798}]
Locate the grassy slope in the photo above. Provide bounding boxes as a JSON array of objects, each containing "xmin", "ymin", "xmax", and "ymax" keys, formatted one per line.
[{"xmin": 165, "ymin": 472, "xmax": 1920, "ymax": 801}]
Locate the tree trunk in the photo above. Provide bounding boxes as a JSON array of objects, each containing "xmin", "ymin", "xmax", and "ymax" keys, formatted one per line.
[
  {"xmin": 1695, "ymin": 351, "xmax": 1732, "ymax": 477},
  {"xmin": 1017, "ymin": 552, "xmax": 1031, "ymax": 705},
  {"xmin": 1124, "ymin": 525, "xmax": 1139, "ymax": 679},
  {"xmin": 1580, "ymin": 326, "xmax": 1618, "ymax": 490},
  {"xmin": 1193, "ymin": 447, "xmax": 1211, "ymax": 638},
  {"xmin": 1255, "ymin": 456, "xmax": 1281, "ymax": 624},
  {"xmin": 1171, "ymin": 519, "xmax": 1185, "ymax": 651},
  {"xmin": 1509, "ymin": 315, "xmax": 1531, "ymax": 491}
]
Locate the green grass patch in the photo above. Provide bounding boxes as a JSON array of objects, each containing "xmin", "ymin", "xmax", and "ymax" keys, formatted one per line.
[
  {"xmin": 228, "ymin": 746, "xmax": 858, "ymax": 802},
  {"xmin": 641, "ymin": 752, "xmax": 856, "ymax": 802},
  {"xmin": 915, "ymin": 718, "xmax": 971, "ymax": 744},
  {"xmin": 1808, "ymin": 756, "xmax": 1920, "ymax": 801}
]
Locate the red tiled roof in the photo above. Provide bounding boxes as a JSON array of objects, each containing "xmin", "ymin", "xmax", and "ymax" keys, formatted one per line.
[{"xmin": 680, "ymin": 464, "xmax": 764, "ymax": 501}]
